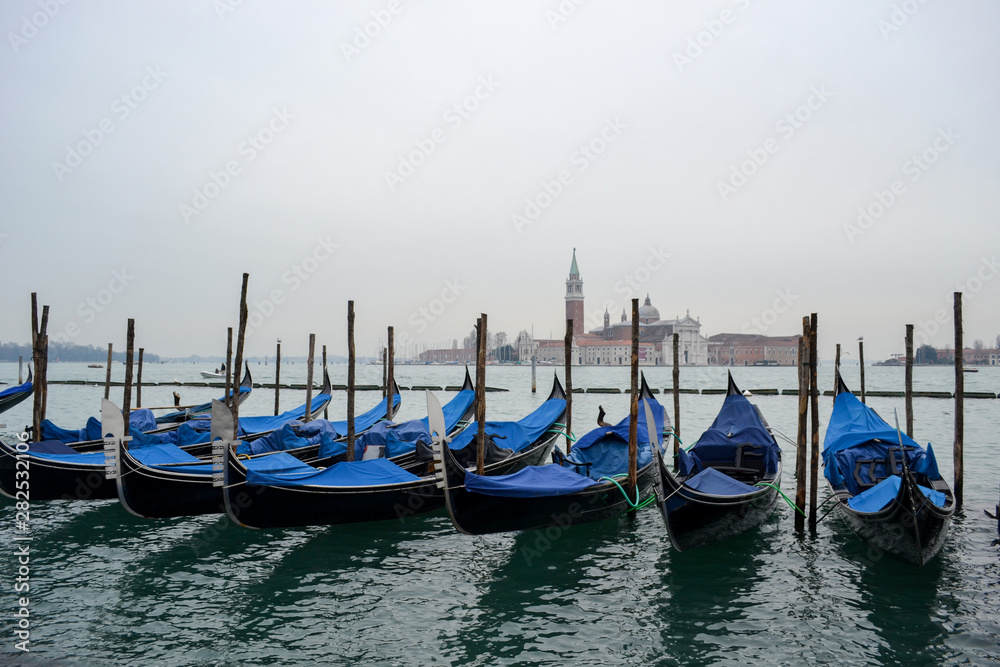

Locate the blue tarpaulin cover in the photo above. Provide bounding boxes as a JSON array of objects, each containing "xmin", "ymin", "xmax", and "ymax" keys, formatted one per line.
[
  {"xmin": 314, "ymin": 394, "xmax": 403, "ymax": 459},
  {"xmin": 447, "ymin": 397, "xmax": 566, "ymax": 454},
  {"xmin": 677, "ymin": 389, "xmax": 780, "ymax": 478},
  {"xmin": 823, "ymin": 390, "xmax": 942, "ymax": 494},
  {"xmin": 464, "ymin": 464, "xmax": 599, "ymax": 498},
  {"xmin": 371, "ymin": 388, "xmax": 476, "ymax": 459},
  {"xmin": 846, "ymin": 474, "xmax": 948, "ymax": 512},
  {"xmin": 683, "ymin": 466, "xmax": 759, "ymax": 496},
  {"xmin": 560, "ymin": 397, "xmax": 661, "ymax": 481},
  {"xmin": 0, "ymin": 378, "xmax": 31, "ymax": 399},
  {"xmin": 237, "ymin": 419, "xmax": 340, "ymax": 457},
  {"xmin": 41, "ymin": 409, "xmax": 158, "ymax": 444},
  {"xmin": 245, "ymin": 457, "xmax": 420, "ymax": 488}
]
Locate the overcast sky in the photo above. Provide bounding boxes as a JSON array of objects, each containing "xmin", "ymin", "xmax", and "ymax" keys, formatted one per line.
[{"xmin": 2, "ymin": 1, "xmax": 998, "ymax": 362}]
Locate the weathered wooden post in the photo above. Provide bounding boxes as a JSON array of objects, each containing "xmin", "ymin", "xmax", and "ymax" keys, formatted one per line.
[
  {"xmin": 564, "ymin": 318, "xmax": 573, "ymax": 453},
  {"xmin": 304, "ymin": 334, "xmax": 315, "ymax": 422},
  {"xmin": 387, "ymin": 327, "xmax": 395, "ymax": 421},
  {"xmin": 136, "ymin": 348, "xmax": 144, "ymax": 408},
  {"xmin": 347, "ymin": 301, "xmax": 356, "ymax": 462},
  {"xmin": 475, "ymin": 315, "xmax": 487, "ymax": 475},
  {"xmin": 531, "ymin": 355, "xmax": 537, "ymax": 393},
  {"xmin": 322, "ymin": 343, "xmax": 329, "ymax": 420},
  {"xmin": 954, "ymin": 292, "xmax": 964, "ymax": 509},
  {"xmin": 628, "ymin": 299, "xmax": 639, "ymax": 491},
  {"xmin": 672, "ymin": 332, "xmax": 680, "ymax": 458},
  {"xmin": 274, "ymin": 339, "xmax": 281, "ymax": 416},
  {"xmin": 123, "ymin": 319, "xmax": 135, "ymax": 436},
  {"xmin": 808, "ymin": 313, "xmax": 819, "ymax": 532},
  {"xmin": 858, "ymin": 338, "xmax": 866, "ymax": 404},
  {"xmin": 18, "ymin": 356, "xmax": 23, "ymax": 384},
  {"xmin": 224, "ymin": 327, "xmax": 233, "ymax": 407},
  {"xmin": 30, "ymin": 294, "xmax": 49, "ymax": 442},
  {"xmin": 905, "ymin": 323, "xmax": 914, "ymax": 437},
  {"xmin": 231, "ymin": 273, "xmax": 249, "ymax": 440},
  {"xmin": 382, "ymin": 348, "xmax": 387, "ymax": 398},
  {"xmin": 833, "ymin": 343, "xmax": 841, "ymax": 406},
  {"xmin": 794, "ymin": 317, "xmax": 809, "ymax": 533},
  {"xmin": 104, "ymin": 343, "xmax": 113, "ymax": 400}
]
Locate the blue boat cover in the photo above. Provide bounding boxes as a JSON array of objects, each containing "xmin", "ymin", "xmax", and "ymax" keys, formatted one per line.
[
  {"xmin": 464, "ymin": 464, "xmax": 599, "ymax": 498},
  {"xmin": 677, "ymin": 390, "xmax": 780, "ymax": 478},
  {"xmin": 245, "ymin": 457, "xmax": 420, "ymax": 488},
  {"xmin": 846, "ymin": 475, "xmax": 948, "ymax": 512},
  {"xmin": 447, "ymin": 397, "xmax": 567, "ymax": 454},
  {"xmin": 371, "ymin": 388, "xmax": 476, "ymax": 459},
  {"xmin": 683, "ymin": 466, "xmax": 759, "ymax": 496},
  {"xmin": 314, "ymin": 394, "xmax": 402, "ymax": 459},
  {"xmin": 41, "ymin": 409, "xmax": 158, "ymax": 444},
  {"xmin": 0, "ymin": 378, "xmax": 31, "ymax": 399},
  {"xmin": 236, "ymin": 419, "xmax": 340, "ymax": 457},
  {"xmin": 560, "ymin": 397, "xmax": 662, "ymax": 481},
  {"xmin": 823, "ymin": 391, "xmax": 942, "ymax": 495}
]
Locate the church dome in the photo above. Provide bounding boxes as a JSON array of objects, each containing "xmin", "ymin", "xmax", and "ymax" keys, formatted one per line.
[{"xmin": 638, "ymin": 294, "xmax": 660, "ymax": 322}]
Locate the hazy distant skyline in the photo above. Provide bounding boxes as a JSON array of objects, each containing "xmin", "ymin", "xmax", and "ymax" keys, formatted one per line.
[{"xmin": 2, "ymin": 1, "xmax": 998, "ymax": 363}]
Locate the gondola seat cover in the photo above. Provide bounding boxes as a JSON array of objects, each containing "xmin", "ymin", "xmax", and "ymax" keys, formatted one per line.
[
  {"xmin": 823, "ymin": 391, "xmax": 941, "ymax": 492},
  {"xmin": 846, "ymin": 475, "xmax": 948, "ymax": 512},
  {"xmin": 683, "ymin": 466, "xmax": 759, "ymax": 496},
  {"xmin": 239, "ymin": 420, "xmax": 340, "ymax": 457},
  {"xmin": 463, "ymin": 464, "xmax": 599, "ymax": 498},
  {"xmin": 446, "ymin": 397, "xmax": 567, "ymax": 454},
  {"xmin": 245, "ymin": 457, "xmax": 420, "ymax": 488},
  {"xmin": 41, "ymin": 409, "xmax": 158, "ymax": 444},
  {"xmin": 561, "ymin": 397, "xmax": 662, "ymax": 481},
  {"xmin": 372, "ymin": 388, "xmax": 475, "ymax": 459},
  {"xmin": 313, "ymin": 394, "xmax": 402, "ymax": 459},
  {"xmin": 676, "ymin": 390, "xmax": 780, "ymax": 477}
]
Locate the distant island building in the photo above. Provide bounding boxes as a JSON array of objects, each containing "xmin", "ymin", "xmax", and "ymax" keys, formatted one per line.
[
  {"xmin": 707, "ymin": 333, "xmax": 800, "ymax": 366},
  {"xmin": 521, "ymin": 250, "xmax": 708, "ymax": 366}
]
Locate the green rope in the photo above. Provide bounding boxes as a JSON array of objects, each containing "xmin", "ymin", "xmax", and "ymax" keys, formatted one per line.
[
  {"xmin": 546, "ymin": 427, "xmax": 577, "ymax": 442},
  {"xmin": 755, "ymin": 482, "xmax": 806, "ymax": 517},
  {"xmin": 664, "ymin": 429, "xmax": 682, "ymax": 446},
  {"xmin": 598, "ymin": 474, "xmax": 652, "ymax": 510}
]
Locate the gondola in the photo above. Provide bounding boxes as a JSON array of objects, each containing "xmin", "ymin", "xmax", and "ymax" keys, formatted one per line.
[
  {"xmin": 0, "ymin": 369, "xmax": 336, "ymax": 503},
  {"xmin": 0, "ymin": 369, "xmax": 32, "ymax": 415},
  {"xmin": 37, "ymin": 364, "xmax": 256, "ymax": 449},
  {"xmin": 435, "ymin": 374, "xmax": 663, "ymax": 535},
  {"xmin": 220, "ymin": 375, "xmax": 568, "ymax": 529},
  {"xmin": 823, "ymin": 377, "xmax": 955, "ymax": 566},
  {"xmin": 653, "ymin": 372, "xmax": 782, "ymax": 551}
]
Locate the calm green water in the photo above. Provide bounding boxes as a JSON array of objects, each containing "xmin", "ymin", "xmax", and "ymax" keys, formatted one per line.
[{"xmin": 1, "ymin": 363, "xmax": 998, "ymax": 665}]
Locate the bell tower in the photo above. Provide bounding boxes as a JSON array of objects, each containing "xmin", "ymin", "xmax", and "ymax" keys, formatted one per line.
[{"xmin": 565, "ymin": 248, "xmax": 584, "ymax": 336}]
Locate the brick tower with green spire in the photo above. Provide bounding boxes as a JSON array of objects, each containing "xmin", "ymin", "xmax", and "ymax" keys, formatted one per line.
[{"xmin": 565, "ymin": 248, "xmax": 584, "ymax": 336}]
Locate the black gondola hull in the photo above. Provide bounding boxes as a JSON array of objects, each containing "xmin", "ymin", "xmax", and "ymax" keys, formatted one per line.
[
  {"xmin": 830, "ymin": 477, "xmax": 954, "ymax": 566},
  {"xmin": 0, "ymin": 439, "xmax": 115, "ymax": 500},
  {"xmin": 656, "ymin": 452, "xmax": 781, "ymax": 551},
  {"xmin": 116, "ymin": 447, "xmax": 222, "ymax": 518}
]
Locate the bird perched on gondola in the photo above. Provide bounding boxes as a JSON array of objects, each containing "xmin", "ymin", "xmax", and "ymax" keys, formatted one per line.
[{"xmin": 597, "ymin": 405, "xmax": 611, "ymax": 427}]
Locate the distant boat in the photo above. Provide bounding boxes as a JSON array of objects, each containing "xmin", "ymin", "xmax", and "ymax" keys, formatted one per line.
[
  {"xmin": 200, "ymin": 362, "xmax": 227, "ymax": 379},
  {"xmin": 88, "ymin": 364, "xmax": 103, "ymax": 368},
  {"xmin": 963, "ymin": 368, "xmax": 979, "ymax": 373}
]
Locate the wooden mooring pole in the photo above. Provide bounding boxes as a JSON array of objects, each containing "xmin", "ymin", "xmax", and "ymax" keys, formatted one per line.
[
  {"xmin": 274, "ymin": 339, "xmax": 281, "ymax": 416},
  {"xmin": 858, "ymin": 339, "xmax": 866, "ymax": 404},
  {"xmin": 794, "ymin": 317, "xmax": 809, "ymax": 533},
  {"xmin": 628, "ymin": 298, "xmax": 639, "ymax": 491},
  {"xmin": 123, "ymin": 319, "xmax": 135, "ymax": 437},
  {"xmin": 322, "ymin": 344, "xmax": 329, "ymax": 420},
  {"xmin": 231, "ymin": 273, "xmax": 249, "ymax": 440},
  {"xmin": 18, "ymin": 356, "xmax": 23, "ymax": 385},
  {"xmin": 225, "ymin": 327, "xmax": 233, "ymax": 408},
  {"xmin": 905, "ymin": 324, "xmax": 914, "ymax": 438},
  {"xmin": 136, "ymin": 348, "xmax": 144, "ymax": 408},
  {"xmin": 672, "ymin": 332, "xmax": 680, "ymax": 458},
  {"xmin": 30, "ymin": 294, "xmax": 49, "ymax": 443},
  {"xmin": 833, "ymin": 343, "xmax": 841, "ymax": 406},
  {"xmin": 104, "ymin": 343, "xmax": 113, "ymax": 400},
  {"xmin": 808, "ymin": 313, "xmax": 819, "ymax": 532},
  {"xmin": 347, "ymin": 301, "xmax": 356, "ymax": 462},
  {"xmin": 475, "ymin": 315, "xmax": 487, "ymax": 475},
  {"xmin": 954, "ymin": 292, "xmax": 964, "ymax": 509},
  {"xmin": 564, "ymin": 318, "xmax": 573, "ymax": 453},
  {"xmin": 382, "ymin": 348, "xmax": 387, "ymax": 398},
  {"xmin": 387, "ymin": 327, "xmax": 395, "ymax": 421},
  {"xmin": 305, "ymin": 334, "xmax": 315, "ymax": 422}
]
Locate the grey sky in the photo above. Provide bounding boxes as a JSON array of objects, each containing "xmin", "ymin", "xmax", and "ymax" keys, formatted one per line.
[{"xmin": 2, "ymin": 1, "xmax": 998, "ymax": 361}]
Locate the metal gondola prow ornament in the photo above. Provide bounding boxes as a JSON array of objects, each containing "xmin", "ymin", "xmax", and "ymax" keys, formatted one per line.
[
  {"xmin": 102, "ymin": 398, "xmax": 130, "ymax": 480},
  {"xmin": 211, "ymin": 399, "xmax": 235, "ymax": 488}
]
